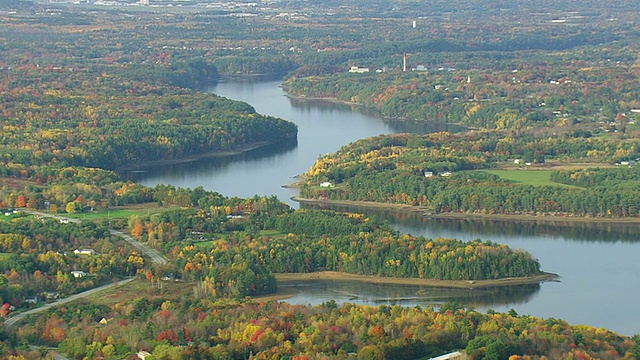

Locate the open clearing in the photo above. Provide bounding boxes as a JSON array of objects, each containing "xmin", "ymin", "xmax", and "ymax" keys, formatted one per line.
[{"xmin": 482, "ymin": 169, "xmax": 579, "ymax": 188}]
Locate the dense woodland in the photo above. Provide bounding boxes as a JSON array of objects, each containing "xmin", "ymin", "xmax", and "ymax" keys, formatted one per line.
[
  {"xmin": 300, "ymin": 133, "xmax": 640, "ymax": 217},
  {"xmin": 6, "ymin": 295, "xmax": 640, "ymax": 360},
  {"xmin": 1, "ymin": 0, "xmax": 640, "ymax": 358}
]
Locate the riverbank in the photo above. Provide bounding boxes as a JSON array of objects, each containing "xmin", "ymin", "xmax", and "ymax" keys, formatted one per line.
[
  {"xmin": 274, "ymin": 271, "xmax": 559, "ymax": 290},
  {"xmin": 116, "ymin": 141, "xmax": 275, "ymax": 171},
  {"xmin": 285, "ymin": 92, "xmax": 364, "ymax": 107},
  {"xmin": 292, "ymin": 196, "xmax": 640, "ymax": 224}
]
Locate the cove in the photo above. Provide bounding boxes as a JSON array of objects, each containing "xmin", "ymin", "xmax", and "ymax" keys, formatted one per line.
[{"xmin": 126, "ymin": 77, "xmax": 640, "ymax": 336}]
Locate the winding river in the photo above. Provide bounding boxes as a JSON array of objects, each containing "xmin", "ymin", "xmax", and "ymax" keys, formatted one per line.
[{"xmin": 126, "ymin": 78, "xmax": 640, "ymax": 336}]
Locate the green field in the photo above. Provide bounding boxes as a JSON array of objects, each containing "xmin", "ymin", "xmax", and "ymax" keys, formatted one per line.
[
  {"xmin": 483, "ymin": 170, "xmax": 579, "ymax": 188},
  {"xmin": 259, "ymin": 229, "xmax": 285, "ymax": 237},
  {"xmin": 64, "ymin": 207, "xmax": 173, "ymax": 221},
  {"xmin": 194, "ymin": 240, "xmax": 213, "ymax": 248},
  {"xmin": 0, "ymin": 253, "xmax": 11, "ymax": 260}
]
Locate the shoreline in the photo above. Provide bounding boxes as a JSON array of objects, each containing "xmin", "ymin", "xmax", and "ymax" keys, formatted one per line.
[
  {"xmin": 116, "ymin": 141, "xmax": 275, "ymax": 172},
  {"xmin": 285, "ymin": 92, "xmax": 364, "ymax": 107},
  {"xmin": 292, "ymin": 196, "xmax": 640, "ymax": 224},
  {"xmin": 274, "ymin": 271, "xmax": 559, "ymax": 290},
  {"xmin": 285, "ymin": 91, "xmax": 466, "ymax": 126}
]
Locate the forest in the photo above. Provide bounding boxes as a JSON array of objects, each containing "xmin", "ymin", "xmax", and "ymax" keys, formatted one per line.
[
  {"xmin": 1, "ymin": 0, "xmax": 640, "ymax": 358},
  {"xmin": 0, "ymin": 185, "xmax": 558, "ymax": 359},
  {"xmin": 300, "ymin": 133, "xmax": 640, "ymax": 218},
  {"xmin": 7, "ymin": 294, "xmax": 640, "ymax": 360}
]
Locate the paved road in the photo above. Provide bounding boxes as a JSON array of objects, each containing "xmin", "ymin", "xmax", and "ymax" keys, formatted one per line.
[
  {"xmin": 22, "ymin": 210, "xmax": 81, "ymax": 224},
  {"xmin": 22, "ymin": 210, "xmax": 168, "ymax": 265},
  {"xmin": 4, "ymin": 210, "xmax": 168, "ymax": 327},
  {"xmin": 109, "ymin": 229, "xmax": 168, "ymax": 265},
  {"xmin": 4, "ymin": 278, "xmax": 135, "ymax": 327}
]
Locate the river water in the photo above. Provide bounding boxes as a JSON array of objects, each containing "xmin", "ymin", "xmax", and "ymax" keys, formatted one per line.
[{"xmin": 127, "ymin": 78, "xmax": 640, "ymax": 336}]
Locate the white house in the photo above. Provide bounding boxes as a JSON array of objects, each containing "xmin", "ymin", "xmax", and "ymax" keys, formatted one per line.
[
  {"xmin": 424, "ymin": 171, "xmax": 434, "ymax": 178},
  {"xmin": 440, "ymin": 171, "xmax": 452, "ymax": 177},
  {"xmin": 71, "ymin": 270, "xmax": 87, "ymax": 278},
  {"xmin": 74, "ymin": 249, "xmax": 95, "ymax": 255},
  {"xmin": 320, "ymin": 182, "xmax": 334, "ymax": 187},
  {"xmin": 137, "ymin": 351, "xmax": 152, "ymax": 360},
  {"xmin": 348, "ymin": 66, "xmax": 369, "ymax": 73},
  {"xmin": 45, "ymin": 291, "xmax": 60, "ymax": 300}
]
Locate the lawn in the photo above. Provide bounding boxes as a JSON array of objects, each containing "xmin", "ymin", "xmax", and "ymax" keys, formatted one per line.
[
  {"xmin": 194, "ymin": 240, "xmax": 213, "ymax": 248},
  {"xmin": 64, "ymin": 204, "xmax": 177, "ymax": 221},
  {"xmin": 259, "ymin": 229, "xmax": 285, "ymax": 237},
  {"xmin": 483, "ymin": 170, "xmax": 579, "ymax": 188},
  {"xmin": 87, "ymin": 279, "xmax": 193, "ymax": 306}
]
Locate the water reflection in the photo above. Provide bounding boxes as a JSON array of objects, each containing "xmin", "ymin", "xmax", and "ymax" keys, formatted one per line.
[
  {"xmin": 301, "ymin": 202, "xmax": 640, "ymax": 243},
  {"xmin": 281, "ymin": 280, "xmax": 541, "ymax": 310},
  {"xmin": 287, "ymin": 96, "xmax": 464, "ymax": 135},
  {"xmin": 126, "ymin": 138, "xmax": 297, "ymax": 184}
]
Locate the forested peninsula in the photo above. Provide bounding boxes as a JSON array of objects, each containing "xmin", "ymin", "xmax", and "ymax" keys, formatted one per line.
[{"xmin": 299, "ymin": 132, "xmax": 640, "ymax": 219}]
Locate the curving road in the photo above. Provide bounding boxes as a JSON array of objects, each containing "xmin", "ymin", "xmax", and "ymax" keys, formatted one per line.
[
  {"xmin": 109, "ymin": 229, "xmax": 168, "ymax": 265},
  {"xmin": 21, "ymin": 210, "xmax": 168, "ymax": 265},
  {"xmin": 4, "ymin": 210, "xmax": 168, "ymax": 327},
  {"xmin": 4, "ymin": 278, "xmax": 135, "ymax": 327}
]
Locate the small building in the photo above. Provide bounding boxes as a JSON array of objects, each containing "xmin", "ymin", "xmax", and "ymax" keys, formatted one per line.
[
  {"xmin": 25, "ymin": 297, "xmax": 39, "ymax": 304},
  {"xmin": 514, "ymin": 159, "xmax": 521, "ymax": 165},
  {"xmin": 348, "ymin": 66, "xmax": 370, "ymax": 73},
  {"xmin": 161, "ymin": 273, "xmax": 176, "ymax": 281},
  {"xmin": 137, "ymin": 351, "xmax": 152, "ymax": 360},
  {"xmin": 424, "ymin": 171, "xmax": 434, "ymax": 178},
  {"xmin": 320, "ymin": 182, "xmax": 334, "ymax": 187},
  {"xmin": 74, "ymin": 249, "xmax": 95, "ymax": 255},
  {"xmin": 440, "ymin": 171, "xmax": 452, "ymax": 177},
  {"xmin": 71, "ymin": 270, "xmax": 88, "ymax": 278},
  {"xmin": 45, "ymin": 292, "xmax": 60, "ymax": 300},
  {"xmin": 59, "ymin": 219, "xmax": 69, "ymax": 224}
]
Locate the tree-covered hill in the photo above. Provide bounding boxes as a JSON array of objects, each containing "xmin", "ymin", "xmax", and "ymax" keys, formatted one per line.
[{"xmin": 300, "ymin": 132, "xmax": 640, "ymax": 218}]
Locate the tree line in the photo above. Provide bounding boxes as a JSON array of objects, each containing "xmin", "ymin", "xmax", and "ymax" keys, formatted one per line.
[{"xmin": 300, "ymin": 132, "xmax": 640, "ymax": 217}]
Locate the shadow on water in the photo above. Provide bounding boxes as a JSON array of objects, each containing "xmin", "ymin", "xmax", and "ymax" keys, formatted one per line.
[
  {"xmin": 301, "ymin": 202, "xmax": 640, "ymax": 243},
  {"xmin": 280, "ymin": 280, "xmax": 541, "ymax": 310},
  {"xmin": 217, "ymin": 75, "xmax": 466, "ymax": 135},
  {"xmin": 125, "ymin": 138, "xmax": 298, "ymax": 182},
  {"xmin": 287, "ymin": 96, "xmax": 465, "ymax": 135}
]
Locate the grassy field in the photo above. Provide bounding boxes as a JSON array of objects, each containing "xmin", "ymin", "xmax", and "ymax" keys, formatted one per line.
[
  {"xmin": 483, "ymin": 169, "xmax": 579, "ymax": 188},
  {"xmin": 194, "ymin": 240, "xmax": 213, "ymax": 248},
  {"xmin": 0, "ymin": 253, "xmax": 11, "ymax": 260},
  {"xmin": 64, "ymin": 204, "xmax": 178, "ymax": 221},
  {"xmin": 259, "ymin": 229, "xmax": 286, "ymax": 238},
  {"xmin": 87, "ymin": 279, "xmax": 193, "ymax": 306}
]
